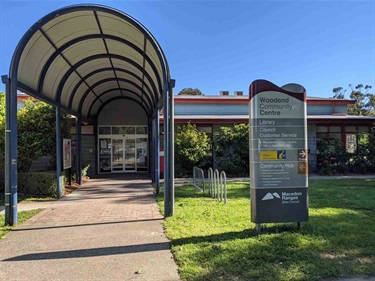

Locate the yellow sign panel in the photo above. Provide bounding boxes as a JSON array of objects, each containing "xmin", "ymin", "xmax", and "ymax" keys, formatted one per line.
[
  {"xmin": 260, "ymin": 151, "xmax": 277, "ymax": 160},
  {"xmin": 260, "ymin": 150, "xmax": 286, "ymax": 160}
]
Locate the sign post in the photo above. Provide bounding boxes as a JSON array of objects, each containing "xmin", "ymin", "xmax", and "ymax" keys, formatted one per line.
[{"xmin": 249, "ymin": 80, "xmax": 308, "ymax": 231}]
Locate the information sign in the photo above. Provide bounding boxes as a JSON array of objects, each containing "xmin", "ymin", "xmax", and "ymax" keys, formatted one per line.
[{"xmin": 249, "ymin": 80, "xmax": 308, "ymax": 226}]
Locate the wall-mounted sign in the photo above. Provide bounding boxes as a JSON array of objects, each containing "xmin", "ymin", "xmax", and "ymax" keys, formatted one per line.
[
  {"xmin": 249, "ymin": 80, "xmax": 308, "ymax": 229},
  {"xmin": 63, "ymin": 138, "xmax": 72, "ymax": 170}
]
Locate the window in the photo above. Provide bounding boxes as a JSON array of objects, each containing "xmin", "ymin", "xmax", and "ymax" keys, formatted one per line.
[
  {"xmin": 316, "ymin": 126, "xmax": 328, "ymax": 133},
  {"xmin": 329, "ymin": 126, "xmax": 341, "ymax": 133},
  {"xmin": 136, "ymin": 127, "xmax": 147, "ymax": 135},
  {"xmin": 345, "ymin": 126, "xmax": 357, "ymax": 133},
  {"xmin": 122, "ymin": 127, "xmax": 135, "ymax": 134},
  {"xmin": 99, "ymin": 126, "xmax": 111, "ymax": 135},
  {"xmin": 358, "ymin": 126, "xmax": 370, "ymax": 133},
  {"xmin": 112, "ymin": 127, "xmax": 121, "ymax": 134},
  {"xmin": 197, "ymin": 126, "xmax": 212, "ymax": 134}
]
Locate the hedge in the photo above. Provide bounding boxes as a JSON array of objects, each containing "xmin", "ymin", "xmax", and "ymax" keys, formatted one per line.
[{"xmin": 0, "ymin": 172, "xmax": 62, "ymax": 197}]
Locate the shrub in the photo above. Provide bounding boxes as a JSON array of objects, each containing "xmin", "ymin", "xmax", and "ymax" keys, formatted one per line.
[
  {"xmin": 214, "ymin": 124, "xmax": 249, "ymax": 177},
  {"xmin": 17, "ymin": 98, "xmax": 70, "ymax": 172},
  {"xmin": 316, "ymin": 138, "xmax": 349, "ymax": 175},
  {"xmin": 0, "ymin": 172, "xmax": 62, "ymax": 197},
  {"xmin": 366, "ymin": 125, "xmax": 375, "ymax": 171},
  {"xmin": 81, "ymin": 164, "xmax": 91, "ymax": 177},
  {"xmin": 18, "ymin": 172, "xmax": 62, "ymax": 197},
  {"xmin": 175, "ymin": 123, "xmax": 211, "ymax": 177},
  {"xmin": 316, "ymin": 124, "xmax": 375, "ymax": 175}
]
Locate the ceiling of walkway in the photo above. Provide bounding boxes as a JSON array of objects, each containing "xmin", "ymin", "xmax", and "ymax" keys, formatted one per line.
[{"xmin": 12, "ymin": 4, "xmax": 170, "ymax": 119}]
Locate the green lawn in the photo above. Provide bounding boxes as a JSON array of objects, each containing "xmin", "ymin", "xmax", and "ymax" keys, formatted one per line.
[
  {"xmin": 158, "ymin": 179, "xmax": 375, "ymax": 281},
  {"xmin": 0, "ymin": 209, "xmax": 43, "ymax": 239}
]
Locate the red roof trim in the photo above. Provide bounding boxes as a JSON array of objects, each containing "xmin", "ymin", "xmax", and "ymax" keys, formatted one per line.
[
  {"xmin": 174, "ymin": 97, "xmax": 355, "ymax": 105},
  {"xmin": 174, "ymin": 98, "xmax": 248, "ymax": 104},
  {"xmin": 17, "ymin": 95, "xmax": 30, "ymax": 101},
  {"xmin": 164, "ymin": 118, "xmax": 373, "ymax": 125}
]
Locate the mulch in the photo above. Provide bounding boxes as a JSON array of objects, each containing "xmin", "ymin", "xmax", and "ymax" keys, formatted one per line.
[{"xmin": 63, "ymin": 177, "xmax": 89, "ymax": 197}]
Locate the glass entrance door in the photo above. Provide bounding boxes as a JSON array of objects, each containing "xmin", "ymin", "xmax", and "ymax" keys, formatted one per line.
[
  {"xmin": 112, "ymin": 139, "xmax": 124, "ymax": 172},
  {"xmin": 125, "ymin": 138, "xmax": 136, "ymax": 171},
  {"xmin": 99, "ymin": 138, "xmax": 111, "ymax": 173},
  {"xmin": 136, "ymin": 138, "xmax": 148, "ymax": 171},
  {"xmin": 99, "ymin": 125, "xmax": 148, "ymax": 174}
]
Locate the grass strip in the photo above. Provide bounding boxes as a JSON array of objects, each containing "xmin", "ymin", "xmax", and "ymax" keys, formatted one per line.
[
  {"xmin": 0, "ymin": 209, "xmax": 43, "ymax": 239},
  {"xmin": 158, "ymin": 179, "xmax": 375, "ymax": 281}
]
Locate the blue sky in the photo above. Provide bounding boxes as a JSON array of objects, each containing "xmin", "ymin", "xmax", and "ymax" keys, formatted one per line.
[{"xmin": 0, "ymin": 0, "xmax": 374, "ymax": 98}]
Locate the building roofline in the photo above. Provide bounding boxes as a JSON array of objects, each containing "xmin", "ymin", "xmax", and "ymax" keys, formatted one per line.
[{"xmin": 174, "ymin": 95, "xmax": 355, "ymax": 105}]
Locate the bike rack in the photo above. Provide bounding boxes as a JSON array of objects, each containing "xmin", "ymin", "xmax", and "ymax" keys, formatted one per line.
[{"xmin": 207, "ymin": 168, "xmax": 227, "ymax": 204}]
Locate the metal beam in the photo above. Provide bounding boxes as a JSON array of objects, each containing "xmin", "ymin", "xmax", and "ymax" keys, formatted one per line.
[
  {"xmin": 156, "ymin": 110, "xmax": 160, "ymax": 194},
  {"xmin": 93, "ymin": 11, "xmax": 124, "ymax": 98},
  {"xmin": 155, "ymin": 95, "xmax": 165, "ymax": 114},
  {"xmin": 39, "ymin": 34, "xmax": 162, "ymax": 104},
  {"xmin": 2, "ymin": 76, "xmax": 11, "ymax": 225},
  {"xmin": 77, "ymin": 77, "xmax": 153, "ymax": 116},
  {"xmin": 87, "ymin": 87, "xmax": 152, "ymax": 117},
  {"xmin": 58, "ymin": 54, "xmax": 158, "ymax": 110},
  {"xmin": 74, "ymin": 68, "xmax": 155, "ymax": 114},
  {"xmin": 8, "ymin": 76, "xmax": 18, "ymax": 225},
  {"xmin": 95, "ymin": 96, "xmax": 151, "ymax": 121},
  {"xmin": 151, "ymin": 117, "xmax": 155, "ymax": 184},
  {"xmin": 10, "ymin": 82, "xmax": 18, "ymax": 225},
  {"xmin": 17, "ymin": 81, "xmax": 79, "ymax": 117},
  {"xmin": 169, "ymin": 79, "xmax": 175, "ymax": 215},
  {"xmin": 56, "ymin": 106, "xmax": 63, "ymax": 199},
  {"xmin": 76, "ymin": 116, "xmax": 82, "ymax": 185},
  {"xmin": 163, "ymin": 83, "xmax": 170, "ymax": 217},
  {"xmin": 94, "ymin": 116, "xmax": 99, "ymax": 174}
]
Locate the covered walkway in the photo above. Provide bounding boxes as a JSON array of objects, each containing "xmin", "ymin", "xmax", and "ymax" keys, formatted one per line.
[
  {"xmin": 2, "ymin": 4, "xmax": 175, "ymax": 226},
  {"xmin": 0, "ymin": 176, "xmax": 180, "ymax": 280}
]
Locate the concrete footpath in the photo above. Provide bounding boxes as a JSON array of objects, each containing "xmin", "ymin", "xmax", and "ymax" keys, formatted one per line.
[{"xmin": 0, "ymin": 175, "xmax": 180, "ymax": 281}]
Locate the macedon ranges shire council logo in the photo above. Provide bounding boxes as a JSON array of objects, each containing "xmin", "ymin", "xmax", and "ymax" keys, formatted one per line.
[{"xmin": 261, "ymin": 192, "xmax": 280, "ymax": 201}]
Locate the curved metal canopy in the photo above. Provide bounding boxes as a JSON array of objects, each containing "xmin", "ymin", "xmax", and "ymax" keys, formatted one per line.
[{"xmin": 10, "ymin": 4, "xmax": 170, "ymax": 118}]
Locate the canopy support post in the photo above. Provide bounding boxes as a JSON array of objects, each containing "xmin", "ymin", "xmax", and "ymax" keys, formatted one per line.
[
  {"xmin": 156, "ymin": 110, "xmax": 160, "ymax": 194},
  {"xmin": 151, "ymin": 117, "xmax": 155, "ymax": 184},
  {"xmin": 9, "ymin": 76, "xmax": 18, "ymax": 225},
  {"xmin": 56, "ymin": 106, "xmax": 63, "ymax": 199},
  {"xmin": 2, "ymin": 75, "xmax": 18, "ymax": 226},
  {"xmin": 168, "ymin": 80, "xmax": 175, "ymax": 215},
  {"xmin": 76, "ymin": 116, "xmax": 82, "ymax": 185},
  {"xmin": 163, "ymin": 87, "xmax": 170, "ymax": 217}
]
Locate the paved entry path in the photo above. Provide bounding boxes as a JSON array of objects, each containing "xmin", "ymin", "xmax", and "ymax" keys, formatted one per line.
[{"xmin": 0, "ymin": 175, "xmax": 180, "ymax": 281}]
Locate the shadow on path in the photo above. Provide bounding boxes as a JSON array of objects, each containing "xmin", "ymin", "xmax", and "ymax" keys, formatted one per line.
[{"xmin": 3, "ymin": 242, "xmax": 170, "ymax": 261}]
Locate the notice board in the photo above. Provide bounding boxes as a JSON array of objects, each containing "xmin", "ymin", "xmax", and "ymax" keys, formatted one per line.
[{"xmin": 63, "ymin": 138, "xmax": 72, "ymax": 170}]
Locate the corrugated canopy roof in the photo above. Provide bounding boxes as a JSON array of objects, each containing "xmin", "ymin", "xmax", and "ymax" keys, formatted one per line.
[{"xmin": 10, "ymin": 4, "xmax": 170, "ymax": 119}]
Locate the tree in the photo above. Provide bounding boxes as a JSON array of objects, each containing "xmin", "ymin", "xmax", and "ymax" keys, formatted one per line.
[
  {"xmin": 174, "ymin": 123, "xmax": 211, "ymax": 177},
  {"xmin": 332, "ymin": 87, "xmax": 345, "ymax": 99},
  {"xmin": 332, "ymin": 84, "xmax": 374, "ymax": 116},
  {"xmin": 348, "ymin": 84, "xmax": 374, "ymax": 116},
  {"xmin": 17, "ymin": 98, "xmax": 70, "ymax": 172},
  {"xmin": 177, "ymin": 88, "xmax": 203, "ymax": 96}
]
